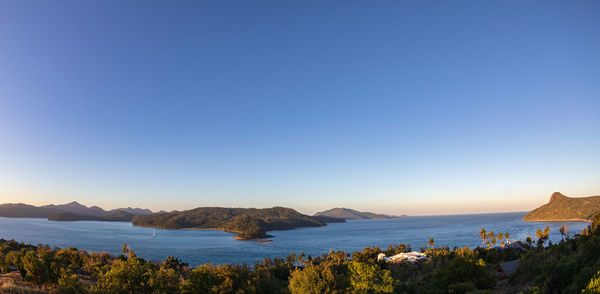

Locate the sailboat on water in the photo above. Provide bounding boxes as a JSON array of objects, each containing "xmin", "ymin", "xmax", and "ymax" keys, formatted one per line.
[{"xmin": 153, "ymin": 230, "xmax": 156, "ymax": 238}]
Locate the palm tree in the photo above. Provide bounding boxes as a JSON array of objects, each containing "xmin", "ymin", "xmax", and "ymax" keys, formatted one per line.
[
  {"xmin": 498, "ymin": 232, "xmax": 505, "ymax": 246},
  {"xmin": 525, "ymin": 235, "xmax": 533, "ymax": 246},
  {"xmin": 121, "ymin": 243, "xmax": 129, "ymax": 255},
  {"xmin": 488, "ymin": 231, "xmax": 496, "ymax": 247},
  {"xmin": 504, "ymin": 232, "xmax": 510, "ymax": 243},
  {"xmin": 479, "ymin": 228, "xmax": 486, "ymax": 247},
  {"xmin": 559, "ymin": 224, "xmax": 569, "ymax": 241},
  {"xmin": 543, "ymin": 226, "xmax": 550, "ymax": 237},
  {"xmin": 535, "ymin": 226, "xmax": 551, "ymax": 248},
  {"xmin": 428, "ymin": 238, "xmax": 435, "ymax": 249}
]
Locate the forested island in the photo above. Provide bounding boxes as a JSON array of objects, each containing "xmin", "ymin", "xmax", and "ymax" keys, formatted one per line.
[
  {"xmin": 47, "ymin": 211, "xmax": 136, "ymax": 222},
  {"xmin": 523, "ymin": 192, "xmax": 600, "ymax": 222},
  {"xmin": 1, "ymin": 214, "xmax": 600, "ymax": 293},
  {"xmin": 314, "ymin": 207, "xmax": 404, "ymax": 220},
  {"xmin": 131, "ymin": 207, "xmax": 336, "ymax": 240}
]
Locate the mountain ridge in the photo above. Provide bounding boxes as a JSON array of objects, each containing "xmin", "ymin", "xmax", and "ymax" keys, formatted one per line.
[
  {"xmin": 523, "ymin": 192, "xmax": 600, "ymax": 222},
  {"xmin": 0, "ymin": 202, "xmax": 154, "ymax": 220}
]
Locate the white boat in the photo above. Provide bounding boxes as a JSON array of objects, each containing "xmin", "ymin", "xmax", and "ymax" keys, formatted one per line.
[{"xmin": 153, "ymin": 230, "xmax": 156, "ymax": 238}]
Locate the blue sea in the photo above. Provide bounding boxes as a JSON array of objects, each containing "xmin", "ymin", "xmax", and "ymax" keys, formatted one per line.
[{"xmin": 0, "ymin": 212, "xmax": 589, "ymax": 266}]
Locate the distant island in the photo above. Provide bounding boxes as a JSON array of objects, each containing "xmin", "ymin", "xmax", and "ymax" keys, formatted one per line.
[
  {"xmin": 131, "ymin": 207, "xmax": 334, "ymax": 240},
  {"xmin": 0, "ymin": 201, "xmax": 152, "ymax": 222},
  {"xmin": 47, "ymin": 211, "xmax": 136, "ymax": 222},
  {"xmin": 0, "ymin": 202, "xmax": 409, "ymax": 240},
  {"xmin": 314, "ymin": 207, "xmax": 404, "ymax": 220},
  {"xmin": 523, "ymin": 192, "xmax": 600, "ymax": 222}
]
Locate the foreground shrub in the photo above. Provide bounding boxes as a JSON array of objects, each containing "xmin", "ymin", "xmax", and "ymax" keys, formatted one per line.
[
  {"xmin": 289, "ymin": 264, "xmax": 337, "ymax": 294},
  {"xmin": 582, "ymin": 270, "xmax": 600, "ymax": 294},
  {"xmin": 348, "ymin": 261, "xmax": 394, "ymax": 293},
  {"xmin": 95, "ymin": 253, "xmax": 153, "ymax": 293},
  {"xmin": 57, "ymin": 268, "xmax": 85, "ymax": 294},
  {"xmin": 431, "ymin": 257, "xmax": 495, "ymax": 291}
]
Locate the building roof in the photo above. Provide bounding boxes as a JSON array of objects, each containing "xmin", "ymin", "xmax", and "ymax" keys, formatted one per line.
[{"xmin": 498, "ymin": 259, "xmax": 520, "ymax": 276}]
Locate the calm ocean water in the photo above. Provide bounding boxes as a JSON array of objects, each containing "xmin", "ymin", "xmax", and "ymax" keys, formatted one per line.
[{"xmin": 0, "ymin": 212, "xmax": 589, "ymax": 266}]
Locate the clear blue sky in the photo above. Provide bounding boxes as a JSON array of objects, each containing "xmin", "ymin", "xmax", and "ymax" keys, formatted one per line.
[{"xmin": 0, "ymin": 1, "xmax": 598, "ymax": 215}]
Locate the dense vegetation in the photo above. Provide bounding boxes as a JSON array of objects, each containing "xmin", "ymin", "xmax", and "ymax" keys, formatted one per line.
[
  {"xmin": 2, "ymin": 212, "xmax": 600, "ymax": 293},
  {"xmin": 131, "ymin": 207, "xmax": 327, "ymax": 239},
  {"xmin": 523, "ymin": 192, "xmax": 600, "ymax": 221},
  {"xmin": 2, "ymin": 214, "xmax": 599, "ymax": 293},
  {"xmin": 0, "ymin": 239, "xmax": 499, "ymax": 293},
  {"xmin": 314, "ymin": 208, "xmax": 403, "ymax": 220},
  {"xmin": 514, "ymin": 213, "xmax": 600, "ymax": 293},
  {"xmin": 48, "ymin": 211, "xmax": 135, "ymax": 222}
]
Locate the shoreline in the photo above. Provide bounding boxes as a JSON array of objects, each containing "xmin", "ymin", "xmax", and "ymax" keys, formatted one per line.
[
  {"xmin": 522, "ymin": 218, "xmax": 592, "ymax": 223},
  {"xmin": 133, "ymin": 224, "xmax": 275, "ymax": 240},
  {"xmin": 133, "ymin": 224, "xmax": 242, "ymax": 234}
]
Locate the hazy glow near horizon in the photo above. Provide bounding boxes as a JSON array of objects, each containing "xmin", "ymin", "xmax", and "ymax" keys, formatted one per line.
[{"xmin": 0, "ymin": 1, "xmax": 599, "ymax": 215}]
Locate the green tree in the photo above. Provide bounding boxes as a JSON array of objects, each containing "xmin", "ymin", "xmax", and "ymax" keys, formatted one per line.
[
  {"xmin": 22, "ymin": 250, "xmax": 50, "ymax": 288},
  {"xmin": 181, "ymin": 265, "xmax": 219, "ymax": 293},
  {"xmin": 0, "ymin": 252, "xmax": 10, "ymax": 273},
  {"xmin": 96, "ymin": 250, "xmax": 153, "ymax": 294},
  {"xmin": 150, "ymin": 266, "xmax": 180, "ymax": 293},
  {"xmin": 496, "ymin": 232, "xmax": 504, "ymax": 246},
  {"xmin": 289, "ymin": 264, "xmax": 337, "ymax": 294},
  {"xmin": 432, "ymin": 257, "xmax": 495, "ymax": 291},
  {"xmin": 348, "ymin": 261, "xmax": 394, "ymax": 293},
  {"xmin": 252, "ymin": 265, "xmax": 288, "ymax": 293},
  {"xmin": 535, "ymin": 226, "xmax": 550, "ymax": 247},
  {"xmin": 479, "ymin": 228, "xmax": 486, "ymax": 247},
  {"xmin": 559, "ymin": 224, "xmax": 569, "ymax": 241},
  {"xmin": 57, "ymin": 268, "xmax": 85, "ymax": 294},
  {"xmin": 428, "ymin": 238, "xmax": 435, "ymax": 249},
  {"xmin": 526, "ymin": 236, "xmax": 533, "ymax": 246},
  {"xmin": 582, "ymin": 270, "xmax": 600, "ymax": 294},
  {"xmin": 161, "ymin": 256, "xmax": 187, "ymax": 275},
  {"xmin": 206, "ymin": 264, "xmax": 251, "ymax": 293},
  {"xmin": 4, "ymin": 250, "xmax": 21, "ymax": 273},
  {"xmin": 121, "ymin": 243, "xmax": 130, "ymax": 255},
  {"xmin": 488, "ymin": 231, "xmax": 497, "ymax": 247}
]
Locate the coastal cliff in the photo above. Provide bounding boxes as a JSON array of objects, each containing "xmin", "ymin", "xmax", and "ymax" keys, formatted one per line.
[{"xmin": 523, "ymin": 192, "xmax": 600, "ymax": 222}]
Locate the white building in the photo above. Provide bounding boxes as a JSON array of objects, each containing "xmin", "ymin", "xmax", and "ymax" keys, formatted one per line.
[{"xmin": 377, "ymin": 251, "xmax": 427, "ymax": 263}]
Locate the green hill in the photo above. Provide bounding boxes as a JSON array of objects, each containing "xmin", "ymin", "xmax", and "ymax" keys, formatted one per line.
[
  {"xmin": 131, "ymin": 206, "xmax": 326, "ymax": 240},
  {"xmin": 314, "ymin": 207, "xmax": 403, "ymax": 220},
  {"xmin": 48, "ymin": 210, "xmax": 135, "ymax": 222},
  {"xmin": 523, "ymin": 192, "xmax": 600, "ymax": 222}
]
